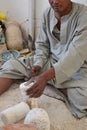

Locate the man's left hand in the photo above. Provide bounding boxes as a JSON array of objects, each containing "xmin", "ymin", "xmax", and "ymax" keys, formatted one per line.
[{"xmin": 26, "ymin": 74, "xmax": 47, "ymax": 98}]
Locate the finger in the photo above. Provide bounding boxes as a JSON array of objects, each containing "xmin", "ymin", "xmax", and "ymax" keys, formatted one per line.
[
  {"xmin": 24, "ymin": 77, "xmax": 29, "ymax": 81},
  {"xmin": 32, "ymin": 72, "xmax": 38, "ymax": 77},
  {"xmin": 30, "ymin": 91, "xmax": 43, "ymax": 98},
  {"xmin": 25, "ymin": 78, "xmax": 34, "ymax": 86},
  {"xmin": 31, "ymin": 91, "xmax": 43, "ymax": 98},
  {"xmin": 30, "ymin": 87, "xmax": 43, "ymax": 98},
  {"xmin": 26, "ymin": 83, "xmax": 37, "ymax": 95}
]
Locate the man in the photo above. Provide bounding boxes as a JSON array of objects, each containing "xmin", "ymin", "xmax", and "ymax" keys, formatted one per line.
[{"xmin": 0, "ymin": 0, "xmax": 87, "ymax": 118}]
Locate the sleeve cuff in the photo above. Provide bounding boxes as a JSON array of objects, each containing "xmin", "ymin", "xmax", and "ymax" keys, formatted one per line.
[{"xmin": 53, "ymin": 63, "xmax": 69, "ymax": 84}]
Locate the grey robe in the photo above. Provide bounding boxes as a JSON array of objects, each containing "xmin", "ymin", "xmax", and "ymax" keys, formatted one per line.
[{"xmin": 0, "ymin": 2, "xmax": 87, "ymax": 118}]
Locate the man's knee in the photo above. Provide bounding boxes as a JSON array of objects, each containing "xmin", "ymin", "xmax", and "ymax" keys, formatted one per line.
[
  {"xmin": 0, "ymin": 78, "xmax": 14, "ymax": 95},
  {"xmin": 68, "ymin": 87, "xmax": 87, "ymax": 108}
]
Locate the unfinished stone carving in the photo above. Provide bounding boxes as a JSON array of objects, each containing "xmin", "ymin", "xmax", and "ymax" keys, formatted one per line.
[
  {"xmin": 24, "ymin": 108, "xmax": 50, "ymax": 130},
  {"xmin": 0, "ymin": 102, "xmax": 30, "ymax": 125},
  {"xmin": 19, "ymin": 82, "xmax": 38, "ymax": 109},
  {"xmin": 5, "ymin": 21, "xmax": 23, "ymax": 51}
]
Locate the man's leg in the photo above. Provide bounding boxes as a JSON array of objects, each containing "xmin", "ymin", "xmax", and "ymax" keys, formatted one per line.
[
  {"xmin": 67, "ymin": 87, "xmax": 87, "ymax": 118},
  {"xmin": 0, "ymin": 78, "xmax": 14, "ymax": 95},
  {"xmin": 0, "ymin": 58, "xmax": 31, "ymax": 95}
]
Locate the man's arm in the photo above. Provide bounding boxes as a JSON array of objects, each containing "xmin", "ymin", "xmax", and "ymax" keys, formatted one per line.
[
  {"xmin": 53, "ymin": 24, "xmax": 87, "ymax": 84},
  {"xmin": 33, "ymin": 11, "xmax": 50, "ymax": 68}
]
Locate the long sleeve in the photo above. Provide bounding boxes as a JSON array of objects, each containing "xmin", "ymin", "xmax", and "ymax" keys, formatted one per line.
[
  {"xmin": 53, "ymin": 18, "xmax": 87, "ymax": 84},
  {"xmin": 33, "ymin": 13, "xmax": 50, "ymax": 68}
]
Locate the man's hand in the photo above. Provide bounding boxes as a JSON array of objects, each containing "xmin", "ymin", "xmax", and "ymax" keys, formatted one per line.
[
  {"xmin": 25, "ymin": 67, "xmax": 55, "ymax": 98},
  {"xmin": 26, "ymin": 74, "xmax": 47, "ymax": 98},
  {"xmin": 31, "ymin": 65, "xmax": 41, "ymax": 76}
]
